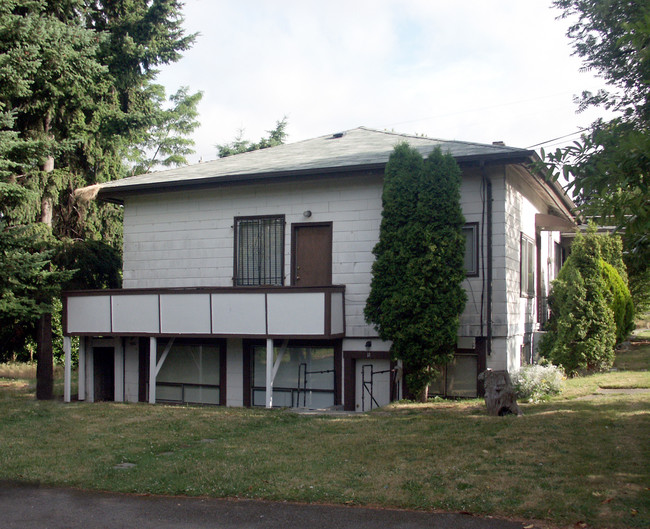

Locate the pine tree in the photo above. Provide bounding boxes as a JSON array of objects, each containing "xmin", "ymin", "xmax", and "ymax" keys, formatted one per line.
[
  {"xmin": 365, "ymin": 144, "xmax": 466, "ymax": 399},
  {"xmin": 0, "ymin": 0, "xmax": 198, "ymax": 395}
]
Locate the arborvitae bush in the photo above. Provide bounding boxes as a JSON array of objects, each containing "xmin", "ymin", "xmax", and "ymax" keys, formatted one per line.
[
  {"xmin": 540, "ymin": 232, "xmax": 617, "ymax": 374},
  {"xmin": 365, "ymin": 144, "xmax": 466, "ymax": 398},
  {"xmin": 601, "ymin": 260, "xmax": 635, "ymax": 343}
]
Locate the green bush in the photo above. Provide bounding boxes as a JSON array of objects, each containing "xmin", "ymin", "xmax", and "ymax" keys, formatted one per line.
[
  {"xmin": 601, "ymin": 260, "xmax": 635, "ymax": 343},
  {"xmin": 511, "ymin": 363, "xmax": 565, "ymax": 402},
  {"xmin": 540, "ymin": 232, "xmax": 617, "ymax": 375}
]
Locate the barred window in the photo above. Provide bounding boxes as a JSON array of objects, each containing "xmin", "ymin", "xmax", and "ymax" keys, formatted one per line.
[{"xmin": 234, "ymin": 216, "xmax": 284, "ymax": 286}]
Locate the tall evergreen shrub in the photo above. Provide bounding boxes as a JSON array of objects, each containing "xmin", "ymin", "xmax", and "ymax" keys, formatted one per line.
[
  {"xmin": 540, "ymin": 232, "xmax": 617, "ymax": 374},
  {"xmin": 365, "ymin": 144, "xmax": 466, "ymax": 398},
  {"xmin": 601, "ymin": 261, "xmax": 635, "ymax": 343}
]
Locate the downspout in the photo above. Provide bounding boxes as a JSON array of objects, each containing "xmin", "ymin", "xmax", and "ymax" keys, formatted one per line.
[{"xmin": 482, "ymin": 162, "xmax": 493, "ymax": 357}]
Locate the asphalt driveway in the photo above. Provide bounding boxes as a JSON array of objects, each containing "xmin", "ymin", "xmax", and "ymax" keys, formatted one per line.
[{"xmin": 0, "ymin": 481, "xmax": 536, "ymax": 529}]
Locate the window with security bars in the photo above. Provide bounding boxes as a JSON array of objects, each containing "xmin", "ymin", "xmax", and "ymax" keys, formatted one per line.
[{"xmin": 234, "ymin": 216, "xmax": 284, "ymax": 286}]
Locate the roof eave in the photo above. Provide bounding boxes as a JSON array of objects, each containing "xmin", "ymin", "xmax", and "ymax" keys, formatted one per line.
[{"xmin": 96, "ymin": 149, "xmax": 535, "ymax": 204}]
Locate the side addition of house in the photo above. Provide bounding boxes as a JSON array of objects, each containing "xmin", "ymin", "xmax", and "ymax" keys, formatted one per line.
[{"xmin": 61, "ymin": 128, "xmax": 575, "ymax": 411}]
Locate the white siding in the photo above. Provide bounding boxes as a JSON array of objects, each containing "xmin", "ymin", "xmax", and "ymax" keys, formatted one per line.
[
  {"xmin": 123, "ymin": 174, "xmax": 384, "ymax": 338},
  {"xmin": 500, "ymin": 167, "xmax": 563, "ymax": 371},
  {"xmin": 122, "ymin": 171, "xmax": 494, "ymax": 341}
]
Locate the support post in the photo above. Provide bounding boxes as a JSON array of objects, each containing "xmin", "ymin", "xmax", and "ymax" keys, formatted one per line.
[
  {"xmin": 63, "ymin": 336, "xmax": 71, "ymax": 403},
  {"xmin": 114, "ymin": 337, "xmax": 124, "ymax": 402},
  {"xmin": 149, "ymin": 337, "xmax": 157, "ymax": 404},
  {"xmin": 265, "ymin": 338, "xmax": 273, "ymax": 408},
  {"xmin": 78, "ymin": 337, "xmax": 86, "ymax": 400}
]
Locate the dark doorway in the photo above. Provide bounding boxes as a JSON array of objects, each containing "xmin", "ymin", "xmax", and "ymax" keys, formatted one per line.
[
  {"xmin": 291, "ymin": 223, "xmax": 332, "ymax": 286},
  {"xmin": 93, "ymin": 347, "xmax": 114, "ymax": 401}
]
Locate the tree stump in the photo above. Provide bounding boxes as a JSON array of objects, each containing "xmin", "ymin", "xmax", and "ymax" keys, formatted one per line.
[{"xmin": 478, "ymin": 370, "xmax": 522, "ymax": 416}]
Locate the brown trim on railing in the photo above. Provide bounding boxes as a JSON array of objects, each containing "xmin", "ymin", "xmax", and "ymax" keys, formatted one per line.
[
  {"xmin": 63, "ymin": 285, "xmax": 346, "ymax": 296},
  {"xmin": 325, "ymin": 291, "xmax": 331, "ymax": 336},
  {"xmin": 62, "ymin": 331, "xmax": 346, "ymax": 340}
]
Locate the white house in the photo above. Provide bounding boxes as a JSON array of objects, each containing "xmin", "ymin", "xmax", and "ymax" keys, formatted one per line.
[{"xmin": 61, "ymin": 127, "xmax": 576, "ymax": 411}]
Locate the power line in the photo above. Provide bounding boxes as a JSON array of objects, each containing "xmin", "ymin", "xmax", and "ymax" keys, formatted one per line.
[{"xmin": 526, "ymin": 128, "xmax": 590, "ymax": 149}]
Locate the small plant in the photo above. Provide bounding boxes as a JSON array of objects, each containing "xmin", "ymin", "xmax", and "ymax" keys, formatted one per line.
[{"xmin": 511, "ymin": 363, "xmax": 565, "ymax": 403}]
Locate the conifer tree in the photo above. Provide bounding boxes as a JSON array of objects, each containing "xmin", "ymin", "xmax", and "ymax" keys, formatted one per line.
[
  {"xmin": 365, "ymin": 144, "xmax": 466, "ymax": 399},
  {"xmin": 0, "ymin": 0, "xmax": 199, "ymax": 394}
]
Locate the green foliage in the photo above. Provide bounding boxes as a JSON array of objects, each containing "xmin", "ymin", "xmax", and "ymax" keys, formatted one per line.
[
  {"xmin": 601, "ymin": 261, "xmax": 635, "ymax": 344},
  {"xmin": 543, "ymin": 1, "xmax": 650, "ymax": 312},
  {"xmin": 128, "ymin": 85, "xmax": 203, "ymax": 175},
  {"xmin": 365, "ymin": 144, "xmax": 466, "ymax": 397},
  {"xmin": 0, "ymin": 220, "xmax": 70, "ymax": 362},
  {"xmin": 540, "ymin": 232, "xmax": 617, "ymax": 375},
  {"xmin": 511, "ymin": 363, "xmax": 565, "ymax": 403},
  {"xmin": 54, "ymin": 239, "xmax": 122, "ymax": 290},
  {"xmin": 217, "ymin": 117, "xmax": 288, "ymax": 158},
  {"xmin": 0, "ymin": 1, "xmax": 196, "ymax": 368}
]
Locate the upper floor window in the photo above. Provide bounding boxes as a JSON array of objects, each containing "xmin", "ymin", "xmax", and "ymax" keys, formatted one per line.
[
  {"xmin": 234, "ymin": 216, "xmax": 284, "ymax": 286},
  {"xmin": 462, "ymin": 223, "xmax": 479, "ymax": 277},
  {"xmin": 520, "ymin": 233, "xmax": 535, "ymax": 297}
]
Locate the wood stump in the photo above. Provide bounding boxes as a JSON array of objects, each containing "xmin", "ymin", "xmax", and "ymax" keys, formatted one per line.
[{"xmin": 478, "ymin": 369, "xmax": 522, "ymax": 416}]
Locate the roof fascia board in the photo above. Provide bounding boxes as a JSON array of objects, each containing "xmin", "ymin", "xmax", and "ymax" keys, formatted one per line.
[{"xmin": 96, "ymin": 150, "xmax": 536, "ymax": 203}]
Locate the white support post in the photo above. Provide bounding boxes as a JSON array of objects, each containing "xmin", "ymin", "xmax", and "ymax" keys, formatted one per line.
[
  {"xmin": 114, "ymin": 337, "xmax": 124, "ymax": 402},
  {"xmin": 149, "ymin": 337, "xmax": 157, "ymax": 404},
  {"xmin": 63, "ymin": 336, "xmax": 71, "ymax": 403},
  {"xmin": 78, "ymin": 337, "xmax": 86, "ymax": 400},
  {"xmin": 265, "ymin": 338, "xmax": 273, "ymax": 408}
]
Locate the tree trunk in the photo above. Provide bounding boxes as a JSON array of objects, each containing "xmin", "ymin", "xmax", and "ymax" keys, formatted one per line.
[
  {"xmin": 478, "ymin": 370, "xmax": 522, "ymax": 416},
  {"xmin": 36, "ymin": 151, "xmax": 55, "ymax": 400},
  {"xmin": 36, "ymin": 313, "xmax": 53, "ymax": 400}
]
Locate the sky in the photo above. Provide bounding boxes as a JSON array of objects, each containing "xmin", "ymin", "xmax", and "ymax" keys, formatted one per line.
[{"xmin": 156, "ymin": 0, "xmax": 610, "ymax": 165}]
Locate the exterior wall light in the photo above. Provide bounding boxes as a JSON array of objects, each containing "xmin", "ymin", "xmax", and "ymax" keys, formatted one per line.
[{"xmin": 303, "ymin": 210, "xmax": 312, "ymax": 218}]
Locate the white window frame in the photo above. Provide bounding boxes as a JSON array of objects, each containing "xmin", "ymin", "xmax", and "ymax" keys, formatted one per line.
[
  {"xmin": 520, "ymin": 233, "xmax": 535, "ymax": 298},
  {"xmin": 462, "ymin": 223, "xmax": 479, "ymax": 277}
]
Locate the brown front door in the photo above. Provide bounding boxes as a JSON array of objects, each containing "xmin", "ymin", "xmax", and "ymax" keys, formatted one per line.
[{"xmin": 292, "ymin": 223, "xmax": 332, "ymax": 286}]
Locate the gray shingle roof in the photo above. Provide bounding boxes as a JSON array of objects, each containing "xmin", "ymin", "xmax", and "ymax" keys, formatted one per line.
[{"xmin": 96, "ymin": 127, "xmax": 534, "ymax": 199}]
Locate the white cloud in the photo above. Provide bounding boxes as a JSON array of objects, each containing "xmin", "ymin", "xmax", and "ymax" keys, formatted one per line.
[{"xmin": 155, "ymin": 0, "xmax": 610, "ymax": 163}]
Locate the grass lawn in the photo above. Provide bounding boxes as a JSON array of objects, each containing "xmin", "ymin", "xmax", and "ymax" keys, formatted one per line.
[{"xmin": 1, "ymin": 345, "xmax": 648, "ymax": 529}]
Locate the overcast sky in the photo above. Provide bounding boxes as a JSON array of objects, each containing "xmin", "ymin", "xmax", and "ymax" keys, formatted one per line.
[{"xmin": 156, "ymin": 0, "xmax": 609, "ymax": 165}]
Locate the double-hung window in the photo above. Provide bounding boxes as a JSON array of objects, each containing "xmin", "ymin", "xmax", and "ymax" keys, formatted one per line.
[
  {"xmin": 234, "ymin": 215, "xmax": 285, "ymax": 286},
  {"xmin": 520, "ymin": 233, "xmax": 535, "ymax": 297}
]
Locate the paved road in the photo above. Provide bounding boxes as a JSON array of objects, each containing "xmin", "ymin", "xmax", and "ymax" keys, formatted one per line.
[{"xmin": 0, "ymin": 481, "xmax": 536, "ymax": 529}]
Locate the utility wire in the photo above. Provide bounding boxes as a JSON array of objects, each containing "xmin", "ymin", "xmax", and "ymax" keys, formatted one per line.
[{"xmin": 526, "ymin": 127, "xmax": 590, "ymax": 149}]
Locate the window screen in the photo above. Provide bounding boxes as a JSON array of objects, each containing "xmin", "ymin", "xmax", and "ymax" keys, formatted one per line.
[{"xmin": 235, "ymin": 216, "xmax": 284, "ymax": 286}]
